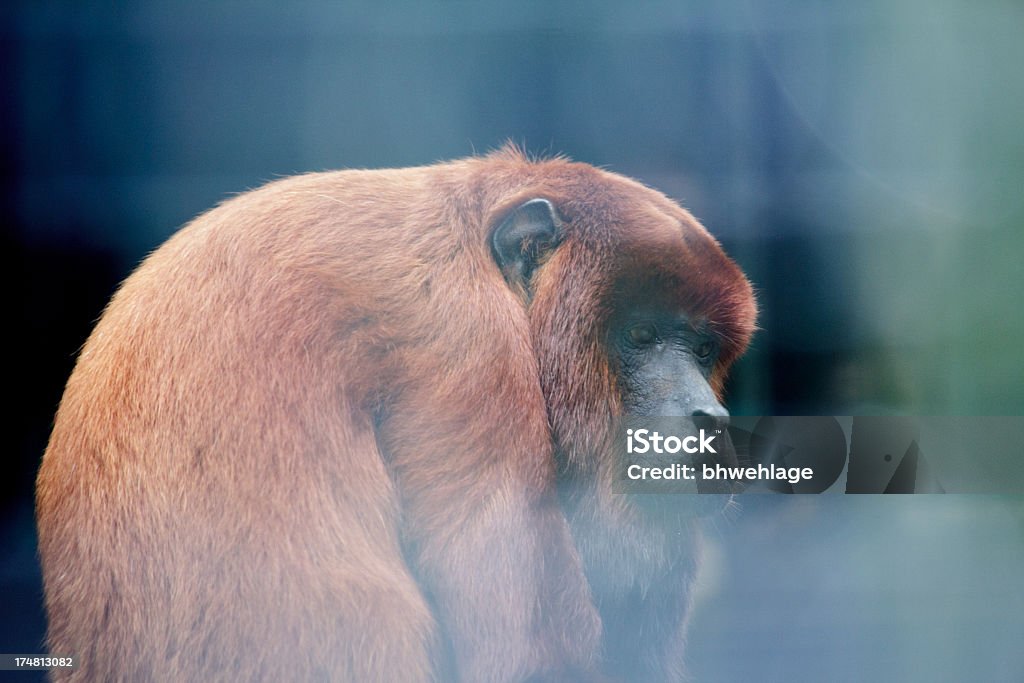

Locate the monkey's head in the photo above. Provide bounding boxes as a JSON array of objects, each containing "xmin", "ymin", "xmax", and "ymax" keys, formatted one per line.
[{"xmin": 489, "ymin": 157, "xmax": 756, "ymax": 500}]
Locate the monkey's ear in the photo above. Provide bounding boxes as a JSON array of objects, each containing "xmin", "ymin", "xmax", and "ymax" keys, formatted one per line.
[{"xmin": 491, "ymin": 198, "xmax": 562, "ymax": 294}]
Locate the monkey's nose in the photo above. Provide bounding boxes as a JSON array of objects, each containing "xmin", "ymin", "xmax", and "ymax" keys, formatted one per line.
[{"xmin": 692, "ymin": 406, "xmax": 730, "ymax": 428}]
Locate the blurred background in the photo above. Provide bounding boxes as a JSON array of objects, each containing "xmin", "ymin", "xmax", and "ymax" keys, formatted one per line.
[{"xmin": 3, "ymin": 1, "xmax": 1022, "ymax": 681}]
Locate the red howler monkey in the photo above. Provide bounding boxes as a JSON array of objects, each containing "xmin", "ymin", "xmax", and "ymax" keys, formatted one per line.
[{"xmin": 36, "ymin": 146, "xmax": 756, "ymax": 682}]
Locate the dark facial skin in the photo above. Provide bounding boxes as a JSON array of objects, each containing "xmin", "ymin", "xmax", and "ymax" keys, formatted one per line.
[
  {"xmin": 611, "ymin": 306, "xmax": 728, "ymax": 420},
  {"xmin": 610, "ymin": 304, "xmax": 739, "ymax": 500}
]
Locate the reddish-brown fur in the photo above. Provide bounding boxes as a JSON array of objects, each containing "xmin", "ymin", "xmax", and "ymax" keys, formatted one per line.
[{"xmin": 36, "ymin": 147, "xmax": 756, "ymax": 682}]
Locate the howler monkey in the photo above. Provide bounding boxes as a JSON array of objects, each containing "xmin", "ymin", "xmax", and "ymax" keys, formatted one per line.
[{"xmin": 36, "ymin": 147, "xmax": 756, "ymax": 682}]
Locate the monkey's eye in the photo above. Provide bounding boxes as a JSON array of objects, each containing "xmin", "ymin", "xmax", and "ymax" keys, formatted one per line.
[
  {"xmin": 694, "ymin": 340, "xmax": 716, "ymax": 360},
  {"xmin": 627, "ymin": 323, "xmax": 659, "ymax": 346}
]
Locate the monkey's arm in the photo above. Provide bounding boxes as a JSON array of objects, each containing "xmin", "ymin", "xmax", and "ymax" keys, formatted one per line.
[{"xmin": 378, "ymin": 341, "xmax": 602, "ymax": 682}]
